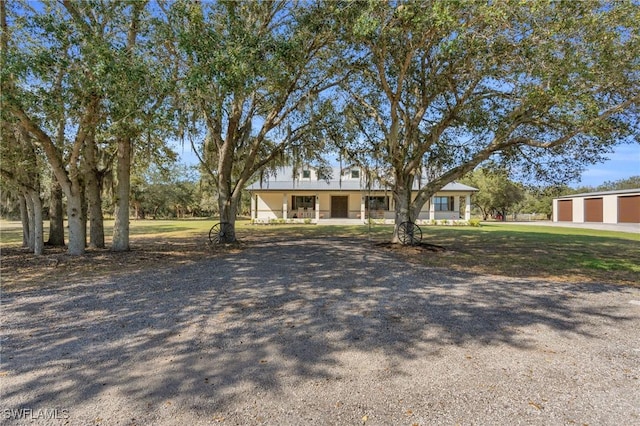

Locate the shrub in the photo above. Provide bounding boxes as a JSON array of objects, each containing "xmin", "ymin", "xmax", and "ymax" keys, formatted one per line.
[{"xmin": 469, "ymin": 218, "xmax": 481, "ymax": 227}]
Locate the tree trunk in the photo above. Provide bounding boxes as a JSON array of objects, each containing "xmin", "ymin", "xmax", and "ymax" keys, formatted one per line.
[
  {"xmin": 28, "ymin": 189, "xmax": 44, "ymax": 255},
  {"xmin": 112, "ymin": 137, "xmax": 131, "ymax": 251},
  {"xmin": 8, "ymin": 92, "xmax": 91, "ymax": 255},
  {"xmin": 86, "ymin": 179, "xmax": 104, "ymax": 248},
  {"xmin": 66, "ymin": 183, "xmax": 86, "ymax": 256},
  {"xmin": 47, "ymin": 175, "xmax": 65, "ymax": 246},
  {"xmin": 19, "ymin": 194, "xmax": 29, "ymax": 247},
  {"xmin": 24, "ymin": 192, "xmax": 35, "ymax": 251},
  {"xmin": 217, "ymin": 189, "xmax": 239, "ymax": 243},
  {"xmin": 84, "ymin": 181, "xmax": 102, "ymax": 248},
  {"xmin": 391, "ymin": 173, "xmax": 415, "ymax": 244},
  {"xmin": 84, "ymin": 139, "xmax": 105, "ymax": 249}
]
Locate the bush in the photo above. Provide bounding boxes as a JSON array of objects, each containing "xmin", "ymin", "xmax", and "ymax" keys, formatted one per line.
[{"xmin": 469, "ymin": 218, "xmax": 481, "ymax": 227}]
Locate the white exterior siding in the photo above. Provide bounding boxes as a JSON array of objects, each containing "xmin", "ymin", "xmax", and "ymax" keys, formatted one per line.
[
  {"xmin": 257, "ymin": 193, "xmax": 284, "ymax": 219},
  {"xmin": 347, "ymin": 194, "xmax": 361, "ymax": 218},
  {"xmin": 317, "ymin": 193, "xmax": 331, "ymax": 219},
  {"xmin": 573, "ymin": 198, "xmax": 584, "ymax": 223},
  {"xmin": 602, "ymin": 195, "xmax": 618, "ymax": 224}
]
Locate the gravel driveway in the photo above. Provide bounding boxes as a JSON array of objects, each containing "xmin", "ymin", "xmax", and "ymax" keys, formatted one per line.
[{"xmin": 2, "ymin": 237, "xmax": 639, "ymax": 425}]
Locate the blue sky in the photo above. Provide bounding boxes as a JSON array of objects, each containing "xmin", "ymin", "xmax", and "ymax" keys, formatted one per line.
[{"xmin": 578, "ymin": 142, "xmax": 640, "ymax": 188}]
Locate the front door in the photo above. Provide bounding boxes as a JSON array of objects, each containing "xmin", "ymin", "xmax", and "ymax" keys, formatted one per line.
[{"xmin": 331, "ymin": 196, "xmax": 349, "ymax": 218}]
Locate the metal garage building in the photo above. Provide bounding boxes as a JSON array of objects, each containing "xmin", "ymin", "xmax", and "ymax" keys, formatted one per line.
[{"xmin": 553, "ymin": 189, "xmax": 640, "ymax": 224}]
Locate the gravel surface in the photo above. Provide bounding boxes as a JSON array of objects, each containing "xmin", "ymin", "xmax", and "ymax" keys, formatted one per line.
[{"xmin": 1, "ymin": 237, "xmax": 639, "ymax": 425}]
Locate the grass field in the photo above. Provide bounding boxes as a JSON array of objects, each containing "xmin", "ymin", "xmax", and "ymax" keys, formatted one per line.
[
  {"xmin": 1, "ymin": 219, "xmax": 638, "ymax": 286},
  {"xmin": 246, "ymin": 222, "xmax": 640, "ymax": 285}
]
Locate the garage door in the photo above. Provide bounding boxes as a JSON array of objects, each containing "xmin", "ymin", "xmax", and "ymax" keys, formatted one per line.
[
  {"xmin": 557, "ymin": 199, "xmax": 573, "ymax": 221},
  {"xmin": 618, "ymin": 195, "xmax": 640, "ymax": 223},
  {"xmin": 584, "ymin": 198, "xmax": 603, "ymax": 222}
]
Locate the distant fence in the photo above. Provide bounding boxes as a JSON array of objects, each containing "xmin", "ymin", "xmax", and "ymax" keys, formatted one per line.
[{"xmin": 502, "ymin": 213, "xmax": 548, "ymax": 222}]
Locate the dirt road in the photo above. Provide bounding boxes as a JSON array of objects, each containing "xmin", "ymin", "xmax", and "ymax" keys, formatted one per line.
[{"xmin": 2, "ymin": 237, "xmax": 639, "ymax": 425}]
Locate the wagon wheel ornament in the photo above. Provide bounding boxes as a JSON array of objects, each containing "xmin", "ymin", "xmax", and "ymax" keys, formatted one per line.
[
  {"xmin": 397, "ymin": 221, "xmax": 422, "ymax": 245},
  {"xmin": 208, "ymin": 222, "xmax": 235, "ymax": 244}
]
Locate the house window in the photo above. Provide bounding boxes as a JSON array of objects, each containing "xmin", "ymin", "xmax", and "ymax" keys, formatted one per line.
[
  {"xmin": 291, "ymin": 196, "xmax": 316, "ymax": 210},
  {"xmin": 302, "ymin": 170, "xmax": 311, "ymax": 179},
  {"xmin": 351, "ymin": 169, "xmax": 360, "ymax": 179},
  {"xmin": 365, "ymin": 196, "xmax": 389, "ymax": 211},
  {"xmin": 434, "ymin": 196, "xmax": 454, "ymax": 211}
]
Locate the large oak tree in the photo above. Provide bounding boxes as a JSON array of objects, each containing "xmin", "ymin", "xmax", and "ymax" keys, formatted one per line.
[
  {"xmin": 340, "ymin": 0, "xmax": 639, "ymax": 242},
  {"xmin": 168, "ymin": 0, "xmax": 351, "ymax": 241},
  {"xmin": 2, "ymin": 1, "xmax": 172, "ymax": 254}
]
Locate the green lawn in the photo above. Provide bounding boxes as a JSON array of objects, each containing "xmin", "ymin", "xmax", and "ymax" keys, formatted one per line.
[
  {"xmin": 1, "ymin": 220, "xmax": 638, "ymax": 286},
  {"xmin": 244, "ymin": 222, "xmax": 639, "ymax": 285},
  {"xmin": 0, "ymin": 218, "xmax": 216, "ymax": 245},
  {"xmin": 411, "ymin": 223, "xmax": 639, "ymax": 284}
]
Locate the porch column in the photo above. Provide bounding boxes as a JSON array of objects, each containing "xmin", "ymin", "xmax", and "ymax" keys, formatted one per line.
[
  {"xmin": 282, "ymin": 193, "xmax": 288, "ymax": 219},
  {"xmin": 251, "ymin": 194, "xmax": 256, "ymax": 220},
  {"xmin": 465, "ymin": 194, "xmax": 471, "ymax": 220},
  {"xmin": 361, "ymin": 196, "xmax": 366, "ymax": 223},
  {"xmin": 429, "ymin": 196, "xmax": 435, "ymax": 221},
  {"xmin": 453, "ymin": 196, "xmax": 460, "ymax": 220},
  {"xmin": 315, "ymin": 194, "xmax": 320, "ymax": 221}
]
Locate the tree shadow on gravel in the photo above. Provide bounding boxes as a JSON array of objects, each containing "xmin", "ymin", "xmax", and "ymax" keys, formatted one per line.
[{"xmin": 1, "ymin": 236, "xmax": 636, "ymax": 423}]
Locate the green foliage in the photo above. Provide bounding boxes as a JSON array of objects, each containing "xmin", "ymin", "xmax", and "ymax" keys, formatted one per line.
[
  {"xmin": 469, "ymin": 218, "xmax": 481, "ymax": 227},
  {"xmin": 167, "ymin": 0, "xmax": 351, "ymax": 227},
  {"xmin": 597, "ymin": 176, "xmax": 640, "ymax": 191},
  {"xmin": 570, "ymin": 176, "xmax": 640, "ymax": 195},
  {"xmin": 131, "ymin": 163, "xmax": 200, "ymax": 219},
  {"xmin": 460, "ymin": 169, "xmax": 525, "ymax": 220},
  {"xmin": 3, "ymin": 1, "xmax": 639, "ymax": 251},
  {"xmin": 517, "ymin": 185, "xmax": 569, "ymax": 219},
  {"xmin": 338, "ymin": 0, "xmax": 640, "ymax": 227}
]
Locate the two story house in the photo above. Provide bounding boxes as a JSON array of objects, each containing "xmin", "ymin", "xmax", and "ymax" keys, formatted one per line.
[{"xmin": 247, "ymin": 166, "xmax": 478, "ymax": 224}]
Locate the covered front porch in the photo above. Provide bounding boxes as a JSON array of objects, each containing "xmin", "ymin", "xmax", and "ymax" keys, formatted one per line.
[{"xmin": 250, "ymin": 191, "xmax": 472, "ymax": 224}]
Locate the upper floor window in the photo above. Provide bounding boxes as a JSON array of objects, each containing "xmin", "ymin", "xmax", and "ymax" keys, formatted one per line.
[
  {"xmin": 350, "ymin": 169, "xmax": 360, "ymax": 179},
  {"xmin": 302, "ymin": 170, "xmax": 311, "ymax": 179}
]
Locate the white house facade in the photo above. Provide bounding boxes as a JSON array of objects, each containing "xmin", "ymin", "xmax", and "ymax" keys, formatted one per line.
[{"xmin": 247, "ymin": 166, "xmax": 478, "ymax": 224}]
